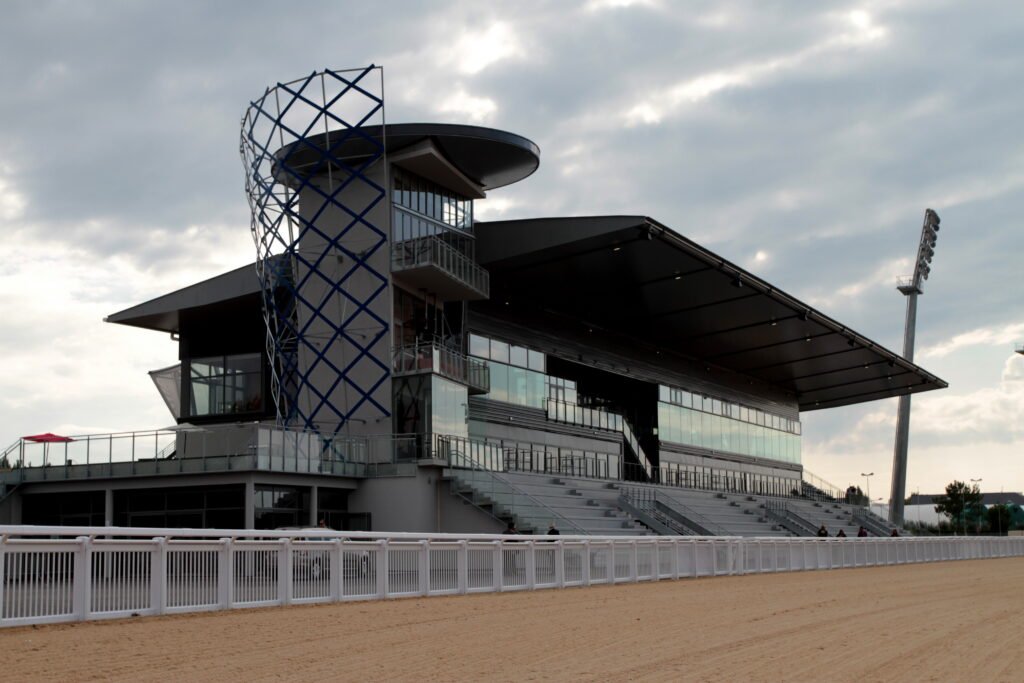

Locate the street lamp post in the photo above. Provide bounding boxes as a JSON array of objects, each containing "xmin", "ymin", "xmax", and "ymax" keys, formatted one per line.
[
  {"xmin": 861, "ymin": 472, "xmax": 874, "ymax": 508},
  {"xmin": 890, "ymin": 209, "xmax": 942, "ymax": 526}
]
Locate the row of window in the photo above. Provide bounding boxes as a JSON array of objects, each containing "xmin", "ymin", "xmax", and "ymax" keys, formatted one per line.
[
  {"xmin": 392, "ymin": 168, "xmax": 473, "ymax": 232},
  {"xmin": 657, "ymin": 402, "xmax": 802, "ymax": 465},
  {"xmin": 657, "ymin": 462, "xmax": 800, "ymax": 498},
  {"xmin": 659, "ymin": 385, "xmax": 800, "ymax": 435},
  {"xmin": 189, "ymin": 354, "xmax": 262, "ymax": 417},
  {"xmin": 486, "ymin": 360, "xmax": 547, "ymax": 409},
  {"xmin": 468, "ymin": 333, "xmax": 546, "ymax": 372}
]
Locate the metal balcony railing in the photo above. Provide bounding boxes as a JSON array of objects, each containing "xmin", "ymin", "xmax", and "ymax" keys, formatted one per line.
[
  {"xmin": 392, "ymin": 341, "xmax": 490, "ymax": 394},
  {"xmin": 391, "ymin": 235, "xmax": 490, "ymax": 299}
]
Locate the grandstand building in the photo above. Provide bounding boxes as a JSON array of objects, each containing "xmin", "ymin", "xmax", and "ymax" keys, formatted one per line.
[{"xmin": 0, "ymin": 119, "xmax": 946, "ymax": 537}]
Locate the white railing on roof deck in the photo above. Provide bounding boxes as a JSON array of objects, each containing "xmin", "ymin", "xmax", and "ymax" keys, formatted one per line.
[{"xmin": 0, "ymin": 526, "xmax": 1021, "ymax": 628}]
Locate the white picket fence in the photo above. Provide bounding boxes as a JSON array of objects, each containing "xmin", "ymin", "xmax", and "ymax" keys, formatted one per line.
[{"xmin": 1, "ymin": 526, "xmax": 1021, "ymax": 628}]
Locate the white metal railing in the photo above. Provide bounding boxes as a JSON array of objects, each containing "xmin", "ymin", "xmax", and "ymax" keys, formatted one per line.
[{"xmin": 1, "ymin": 526, "xmax": 1021, "ymax": 628}]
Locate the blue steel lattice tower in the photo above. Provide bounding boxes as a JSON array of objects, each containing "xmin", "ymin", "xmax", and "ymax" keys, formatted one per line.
[{"xmin": 240, "ymin": 67, "xmax": 391, "ymax": 437}]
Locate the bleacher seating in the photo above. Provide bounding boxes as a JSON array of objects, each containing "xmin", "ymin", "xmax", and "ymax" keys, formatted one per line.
[
  {"xmin": 494, "ymin": 471, "xmax": 653, "ymax": 535},
  {"xmin": 450, "ymin": 468, "xmax": 895, "ymax": 538}
]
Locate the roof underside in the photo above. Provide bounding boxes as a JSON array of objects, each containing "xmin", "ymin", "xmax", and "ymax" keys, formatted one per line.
[
  {"xmin": 276, "ymin": 123, "xmax": 540, "ymax": 191},
  {"xmin": 106, "ymin": 261, "xmax": 263, "ymax": 332},
  {"xmin": 476, "ymin": 216, "xmax": 947, "ymax": 412}
]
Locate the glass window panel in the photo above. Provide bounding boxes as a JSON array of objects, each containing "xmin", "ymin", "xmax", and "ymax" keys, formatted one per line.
[
  {"xmin": 507, "ymin": 366, "xmax": 526, "ymax": 406},
  {"xmin": 510, "ymin": 345, "xmax": 528, "ymax": 368},
  {"xmin": 468, "ymin": 334, "xmax": 489, "ymax": 358},
  {"xmin": 527, "ymin": 370, "xmax": 545, "ymax": 409},
  {"xmin": 659, "ymin": 385, "xmax": 671, "ymax": 402},
  {"xmin": 490, "ymin": 340, "xmax": 510, "ymax": 364},
  {"xmin": 527, "ymin": 349, "xmax": 545, "ymax": 371},
  {"xmin": 489, "ymin": 362, "xmax": 508, "ymax": 403},
  {"xmin": 668, "ymin": 403, "xmax": 679, "ymax": 443}
]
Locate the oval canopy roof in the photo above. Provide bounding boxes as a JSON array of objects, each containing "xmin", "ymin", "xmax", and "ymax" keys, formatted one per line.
[{"xmin": 275, "ymin": 123, "xmax": 540, "ymax": 191}]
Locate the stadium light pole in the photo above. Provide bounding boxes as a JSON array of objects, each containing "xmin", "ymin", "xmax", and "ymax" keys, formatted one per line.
[
  {"xmin": 861, "ymin": 472, "xmax": 873, "ymax": 508},
  {"xmin": 889, "ymin": 209, "xmax": 942, "ymax": 526}
]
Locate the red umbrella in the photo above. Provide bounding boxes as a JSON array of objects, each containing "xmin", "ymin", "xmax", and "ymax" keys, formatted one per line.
[
  {"xmin": 22, "ymin": 433, "xmax": 74, "ymax": 467},
  {"xmin": 23, "ymin": 433, "xmax": 74, "ymax": 443}
]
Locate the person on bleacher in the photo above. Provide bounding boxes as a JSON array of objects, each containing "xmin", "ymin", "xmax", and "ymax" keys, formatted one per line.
[{"xmin": 817, "ymin": 525, "xmax": 829, "ymax": 537}]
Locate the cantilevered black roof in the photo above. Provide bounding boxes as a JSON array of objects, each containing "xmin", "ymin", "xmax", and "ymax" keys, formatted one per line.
[
  {"xmin": 476, "ymin": 216, "xmax": 947, "ymax": 412},
  {"xmin": 276, "ymin": 123, "xmax": 540, "ymax": 191},
  {"xmin": 106, "ymin": 261, "xmax": 262, "ymax": 332}
]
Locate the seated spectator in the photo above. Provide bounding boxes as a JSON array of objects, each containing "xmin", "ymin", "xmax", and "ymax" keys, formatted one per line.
[
  {"xmin": 836, "ymin": 529, "xmax": 847, "ymax": 538},
  {"xmin": 857, "ymin": 526, "xmax": 868, "ymax": 537},
  {"xmin": 817, "ymin": 525, "xmax": 828, "ymax": 537}
]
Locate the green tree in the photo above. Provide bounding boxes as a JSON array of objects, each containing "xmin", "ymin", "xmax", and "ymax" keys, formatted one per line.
[{"xmin": 933, "ymin": 480, "xmax": 983, "ymax": 534}]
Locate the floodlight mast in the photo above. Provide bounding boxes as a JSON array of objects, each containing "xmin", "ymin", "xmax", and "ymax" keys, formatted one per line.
[{"xmin": 889, "ymin": 208, "xmax": 941, "ymax": 526}]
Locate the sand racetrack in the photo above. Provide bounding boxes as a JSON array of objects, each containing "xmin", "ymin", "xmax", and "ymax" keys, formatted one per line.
[{"xmin": 4, "ymin": 557, "xmax": 1023, "ymax": 682}]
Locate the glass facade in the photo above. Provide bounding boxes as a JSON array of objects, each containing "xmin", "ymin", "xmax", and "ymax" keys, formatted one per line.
[
  {"xmin": 468, "ymin": 333, "xmax": 547, "ymax": 409},
  {"xmin": 657, "ymin": 385, "xmax": 801, "ymax": 465},
  {"xmin": 393, "ymin": 167, "xmax": 473, "ymax": 233},
  {"xmin": 431, "ymin": 375, "xmax": 468, "ymax": 438},
  {"xmin": 254, "ymin": 485, "xmax": 310, "ymax": 530},
  {"xmin": 188, "ymin": 353, "xmax": 262, "ymax": 417}
]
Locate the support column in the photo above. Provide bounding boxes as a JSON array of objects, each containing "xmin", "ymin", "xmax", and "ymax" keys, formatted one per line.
[
  {"xmin": 309, "ymin": 485, "xmax": 319, "ymax": 527},
  {"xmin": 104, "ymin": 488, "xmax": 113, "ymax": 527},
  {"xmin": 244, "ymin": 479, "xmax": 255, "ymax": 530},
  {"xmin": 889, "ymin": 292, "xmax": 918, "ymax": 526}
]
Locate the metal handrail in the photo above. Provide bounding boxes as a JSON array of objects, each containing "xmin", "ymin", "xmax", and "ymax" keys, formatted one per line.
[
  {"xmin": 764, "ymin": 499, "xmax": 818, "ymax": 536},
  {"xmin": 439, "ymin": 435, "xmax": 586, "ymax": 534},
  {"xmin": 619, "ymin": 488, "xmax": 693, "ymax": 536},
  {"xmin": 852, "ymin": 508, "xmax": 893, "ymax": 537},
  {"xmin": 625, "ymin": 486, "xmax": 731, "ymax": 536},
  {"xmin": 392, "ymin": 341, "xmax": 490, "ymax": 392},
  {"xmin": 546, "ymin": 398, "xmax": 654, "ymax": 478},
  {"xmin": 801, "ymin": 468, "xmax": 847, "ymax": 502},
  {"xmin": 391, "ymin": 234, "xmax": 490, "ymax": 296}
]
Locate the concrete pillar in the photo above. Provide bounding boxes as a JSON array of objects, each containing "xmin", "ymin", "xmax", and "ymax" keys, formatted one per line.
[
  {"xmin": 9, "ymin": 493, "xmax": 22, "ymax": 524},
  {"xmin": 244, "ymin": 479, "xmax": 255, "ymax": 529},
  {"xmin": 309, "ymin": 485, "xmax": 319, "ymax": 527},
  {"xmin": 104, "ymin": 488, "xmax": 114, "ymax": 527}
]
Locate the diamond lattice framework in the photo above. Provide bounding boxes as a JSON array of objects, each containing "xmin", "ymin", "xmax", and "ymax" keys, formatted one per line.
[{"xmin": 240, "ymin": 66, "xmax": 391, "ymax": 435}]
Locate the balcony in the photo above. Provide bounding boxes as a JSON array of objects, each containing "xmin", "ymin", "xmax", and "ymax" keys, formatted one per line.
[
  {"xmin": 391, "ymin": 235, "xmax": 489, "ymax": 301},
  {"xmin": 392, "ymin": 342, "xmax": 490, "ymax": 395}
]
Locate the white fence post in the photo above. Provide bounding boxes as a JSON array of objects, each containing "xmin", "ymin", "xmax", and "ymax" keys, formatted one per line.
[
  {"xmin": 330, "ymin": 539, "xmax": 342, "ymax": 602},
  {"xmin": 377, "ymin": 540, "xmax": 389, "ymax": 599},
  {"xmin": 279, "ymin": 538, "xmax": 292, "ymax": 606},
  {"xmin": 457, "ymin": 540, "xmax": 468, "ymax": 595},
  {"xmin": 72, "ymin": 536, "xmax": 91, "ymax": 621},
  {"xmin": 419, "ymin": 540, "xmax": 429, "ymax": 596},
  {"xmin": 493, "ymin": 541, "xmax": 503, "ymax": 592},
  {"xmin": 151, "ymin": 537, "xmax": 167, "ymax": 616},
  {"xmin": 527, "ymin": 541, "xmax": 536, "ymax": 590},
  {"xmin": 581, "ymin": 540, "xmax": 591, "ymax": 586},
  {"xmin": 555, "ymin": 540, "xmax": 565, "ymax": 588},
  {"xmin": 219, "ymin": 538, "xmax": 232, "ymax": 609}
]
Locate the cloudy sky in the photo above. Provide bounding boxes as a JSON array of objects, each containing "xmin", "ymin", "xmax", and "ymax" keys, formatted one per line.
[{"xmin": 1, "ymin": 0, "xmax": 1022, "ymax": 499}]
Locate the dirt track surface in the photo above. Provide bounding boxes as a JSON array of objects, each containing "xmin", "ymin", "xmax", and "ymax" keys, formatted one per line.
[{"xmin": 4, "ymin": 558, "xmax": 1023, "ymax": 682}]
